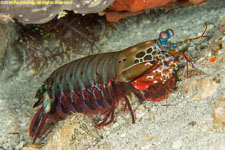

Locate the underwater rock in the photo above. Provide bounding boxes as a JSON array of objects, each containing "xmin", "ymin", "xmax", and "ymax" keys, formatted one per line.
[
  {"xmin": 41, "ymin": 114, "xmax": 100, "ymax": 150},
  {"xmin": 181, "ymin": 77, "xmax": 220, "ymax": 100},
  {"xmin": 0, "ymin": 0, "xmax": 114, "ymax": 24},
  {"xmin": 214, "ymin": 96, "xmax": 225, "ymax": 131}
]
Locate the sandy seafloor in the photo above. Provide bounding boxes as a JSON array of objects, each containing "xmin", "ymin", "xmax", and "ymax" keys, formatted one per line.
[{"xmin": 0, "ymin": 0, "xmax": 225, "ymax": 149}]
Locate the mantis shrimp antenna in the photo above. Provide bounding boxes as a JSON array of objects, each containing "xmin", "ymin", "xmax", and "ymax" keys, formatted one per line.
[{"xmin": 158, "ymin": 23, "xmax": 209, "ymax": 77}]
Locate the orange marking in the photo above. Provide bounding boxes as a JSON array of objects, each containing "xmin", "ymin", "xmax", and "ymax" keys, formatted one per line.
[{"xmin": 207, "ymin": 56, "xmax": 216, "ymax": 62}]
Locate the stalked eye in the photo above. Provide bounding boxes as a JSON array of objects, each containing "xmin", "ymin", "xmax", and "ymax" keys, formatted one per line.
[
  {"xmin": 166, "ymin": 29, "xmax": 174, "ymax": 38},
  {"xmin": 159, "ymin": 31, "xmax": 169, "ymax": 39}
]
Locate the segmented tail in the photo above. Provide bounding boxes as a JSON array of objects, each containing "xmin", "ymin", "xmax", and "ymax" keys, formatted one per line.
[
  {"xmin": 29, "ymin": 107, "xmax": 48, "ymax": 144},
  {"xmin": 30, "ymin": 82, "xmax": 53, "ymax": 144}
]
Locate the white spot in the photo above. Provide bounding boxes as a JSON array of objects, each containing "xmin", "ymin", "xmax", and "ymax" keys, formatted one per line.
[
  {"xmin": 19, "ymin": 14, "xmax": 23, "ymax": 17},
  {"xmin": 76, "ymin": 4, "xmax": 80, "ymax": 8},
  {"xmin": 31, "ymin": 8, "xmax": 43, "ymax": 12},
  {"xmin": 105, "ymin": 131, "xmax": 110, "ymax": 135},
  {"xmin": 120, "ymin": 133, "xmax": 126, "ymax": 138},
  {"xmin": 49, "ymin": 13, "xmax": 54, "ymax": 18},
  {"xmin": 153, "ymin": 80, "xmax": 158, "ymax": 83},
  {"xmin": 172, "ymin": 140, "xmax": 183, "ymax": 149},
  {"xmin": 150, "ymin": 106, "xmax": 157, "ymax": 112},
  {"xmin": 147, "ymin": 76, "xmax": 154, "ymax": 79},
  {"xmin": 24, "ymin": 18, "xmax": 29, "ymax": 22},
  {"xmin": 88, "ymin": 0, "xmax": 103, "ymax": 8},
  {"xmin": 82, "ymin": 0, "xmax": 92, "ymax": 4}
]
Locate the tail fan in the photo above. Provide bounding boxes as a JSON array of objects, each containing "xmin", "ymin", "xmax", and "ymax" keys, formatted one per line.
[{"xmin": 29, "ymin": 107, "xmax": 48, "ymax": 144}]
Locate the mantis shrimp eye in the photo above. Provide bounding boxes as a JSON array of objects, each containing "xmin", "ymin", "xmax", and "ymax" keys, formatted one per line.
[
  {"xmin": 159, "ymin": 31, "xmax": 169, "ymax": 40},
  {"xmin": 166, "ymin": 29, "xmax": 174, "ymax": 39}
]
